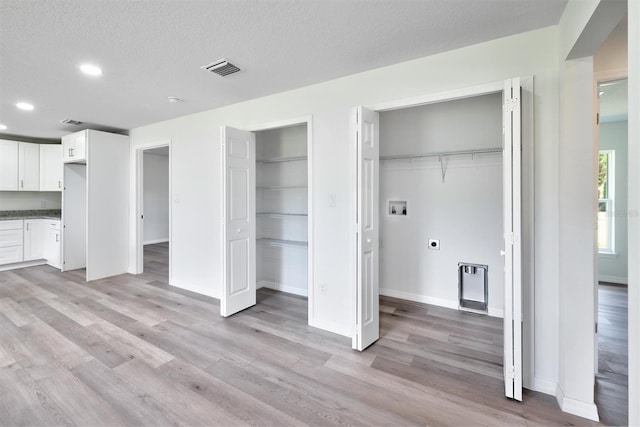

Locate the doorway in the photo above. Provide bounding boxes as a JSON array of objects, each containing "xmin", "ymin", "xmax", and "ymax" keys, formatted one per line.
[
  {"xmin": 595, "ymin": 78, "xmax": 628, "ymax": 426},
  {"xmin": 135, "ymin": 142, "xmax": 171, "ymax": 282},
  {"xmin": 220, "ymin": 118, "xmax": 314, "ymax": 324},
  {"xmin": 352, "ymin": 78, "xmax": 534, "ymax": 402}
]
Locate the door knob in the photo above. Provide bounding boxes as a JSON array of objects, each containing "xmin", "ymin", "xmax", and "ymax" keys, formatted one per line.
[
  {"xmin": 236, "ymin": 228, "xmax": 241, "ymax": 233},
  {"xmin": 367, "ymin": 238, "xmax": 372, "ymax": 243}
]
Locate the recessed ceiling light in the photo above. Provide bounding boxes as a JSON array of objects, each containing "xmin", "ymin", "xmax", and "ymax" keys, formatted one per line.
[
  {"xmin": 80, "ymin": 63, "xmax": 103, "ymax": 76},
  {"xmin": 168, "ymin": 96, "xmax": 183, "ymax": 104},
  {"xmin": 0, "ymin": 124, "xmax": 7, "ymax": 130},
  {"xmin": 16, "ymin": 102, "xmax": 34, "ymax": 111}
]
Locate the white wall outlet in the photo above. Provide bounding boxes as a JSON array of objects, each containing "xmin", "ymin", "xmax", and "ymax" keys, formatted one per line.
[
  {"xmin": 428, "ymin": 239, "xmax": 440, "ymax": 250},
  {"xmin": 320, "ymin": 283, "xmax": 327, "ymax": 294}
]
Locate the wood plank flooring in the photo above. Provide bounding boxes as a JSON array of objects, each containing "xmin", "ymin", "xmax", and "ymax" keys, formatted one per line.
[
  {"xmin": 0, "ymin": 244, "xmax": 601, "ymax": 426},
  {"xmin": 596, "ymin": 283, "xmax": 628, "ymax": 426}
]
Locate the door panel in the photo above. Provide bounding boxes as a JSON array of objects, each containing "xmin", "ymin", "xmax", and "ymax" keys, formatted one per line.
[
  {"xmin": 503, "ymin": 77, "xmax": 523, "ymax": 401},
  {"xmin": 221, "ymin": 126, "xmax": 256, "ymax": 317},
  {"xmin": 353, "ymin": 106, "xmax": 380, "ymax": 351}
]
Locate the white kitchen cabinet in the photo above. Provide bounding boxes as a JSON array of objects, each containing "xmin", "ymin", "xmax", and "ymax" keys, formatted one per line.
[
  {"xmin": 62, "ymin": 131, "xmax": 87, "ymax": 163},
  {"xmin": 23, "ymin": 219, "xmax": 45, "ymax": 261},
  {"xmin": 43, "ymin": 220, "xmax": 61, "ymax": 269},
  {"xmin": 63, "ymin": 129, "xmax": 129, "ymax": 281},
  {"xmin": 18, "ymin": 142, "xmax": 40, "ymax": 191},
  {"xmin": 40, "ymin": 144, "xmax": 63, "ymax": 191},
  {"xmin": 0, "ymin": 140, "xmax": 19, "ymax": 190},
  {"xmin": 0, "ymin": 220, "xmax": 24, "ymax": 265}
]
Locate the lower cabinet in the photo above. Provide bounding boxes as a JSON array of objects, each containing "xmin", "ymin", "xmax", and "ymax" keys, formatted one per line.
[
  {"xmin": 0, "ymin": 219, "xmax": 61, "ymax": 269},
  {"xmin": 0, "ymin": 220, "xmax": 24, "ymax": 265},
  {"xmin": 24, "ymin": 220, "xmax": 45, "ymax": 261},
  {"xmin": 43, "ymin": 221, "xmax": 61, "ymax": 269}
]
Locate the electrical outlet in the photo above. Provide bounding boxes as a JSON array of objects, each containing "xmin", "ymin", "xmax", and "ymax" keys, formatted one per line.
[
  {"xmin": 428, "ymin": 239, "xmax": 440, "ymax": 250},
  {"xmin": 320, "ymin": 283, "xmax": 327, "ymax": 294}
]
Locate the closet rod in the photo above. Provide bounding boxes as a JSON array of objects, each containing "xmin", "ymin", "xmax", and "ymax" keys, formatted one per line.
[{"xmin": 380, "ymin": 147, "xmax": 502, "ymax": 161}]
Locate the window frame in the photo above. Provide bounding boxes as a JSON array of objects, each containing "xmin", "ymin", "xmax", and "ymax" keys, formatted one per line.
[{"xmin": 597, "ymin": 149, "xmax": 616, "ymax": 255}]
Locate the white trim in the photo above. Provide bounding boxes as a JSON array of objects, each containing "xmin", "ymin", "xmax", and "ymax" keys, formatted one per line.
[
  {"xmin": 599, "ymin": 275, "xmax": 628, "ymax": 285},
  {"xmin": 257, "ymin": 280, "xmax": 308, "ymax": 297},
  {"xmin": 379, "ymin": 288, "xmax": 504, "ymax": 318},
  {"xmin": 143, "ymin": 238, "xmax": 169, "ymax": 245},
  {"xmin": 244, "ymin": 115, "xmax": 315, "ymax": 327},
  {"xmin": 555, "ymin": 384, "xmax": 600, "ymax": 422},
  {"xmin": 132, "ymin": 140, "xmax": 172, "ymax": 284},
  {"xmin": 531, "ymin": 377, "xmax": 557, "ymax": 396},
  {"xmin": 598, "ymin": 252, "xmax": 617, "ymax": 258},
  {"xmin": 0, "ymin": 259, "xmax": 46, "ymax": 272},
  {"xmin": 309, "ymin": 318, "xmax": 351, "ymax": 338},
  {"xmin": 367, "ymin": 81, "xmax": 504, "ymax": 112}
]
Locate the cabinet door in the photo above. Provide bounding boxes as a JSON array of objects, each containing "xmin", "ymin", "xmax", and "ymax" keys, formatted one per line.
[
  {"xmin": 19, "ymin": 142, "xmax": 40, "ymax": 191},
  {"xmin": 62, "ymin": 132, "xmax": 87, "ymax": 163},
  {"xmin": 24, "ymin": 220, "xmax": 44, "ymax": 261},
  {"xmin": 44, "ymin": 227, "xmax": 61, "ymax": 268},
  {"xmin": 0, "ymin": 140, "xmax": 18, "ymax": 190},
  {"xmin": 40, "ymin": 144, "xmax": 63, "ymax": 191}
]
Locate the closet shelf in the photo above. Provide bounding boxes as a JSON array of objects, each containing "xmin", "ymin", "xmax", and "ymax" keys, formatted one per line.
[
  {"xmin": 257, "ymin": 238, "xmax": 308, "ymax": 247},
  {"xmin": 257, "ymin": 185, "xmax": 307, "ymax": 190},
  {"xmin": 380, "ymin": 147, "xmax": 502, "ymax": 161},
  {"xmin": 257, "ymin": 156, "xmax": 307, "ymax": 164},
  {"xmin": 257, "ymin": 212, "xmax": 308, "ymax": 217}
]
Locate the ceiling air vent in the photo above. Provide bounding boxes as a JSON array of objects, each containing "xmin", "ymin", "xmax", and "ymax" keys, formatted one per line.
[
  {"xmin": 201, "ymin": 59, "xmax": 241, "ymax": 77},
  {"xmin": 59, "ymin": 119, "xmax": 83, "ymax": 126}
]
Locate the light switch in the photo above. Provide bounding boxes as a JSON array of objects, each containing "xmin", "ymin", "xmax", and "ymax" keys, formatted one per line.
[{"xmin": 328, "ymin": 194, "xmax": 336, "ymax": 207}]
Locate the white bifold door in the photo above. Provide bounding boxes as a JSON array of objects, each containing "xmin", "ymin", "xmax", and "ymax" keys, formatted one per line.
[
  {"xmin": 503, "ymin": 77, "xmax": 523, "ymax": 401},
  {"xmin": 353, "ymin": 106, "xmax": 380, "ymax": 351},
  {"xmin": 221, "ymin": 126, "xmax": 257, "ymax": 317}
]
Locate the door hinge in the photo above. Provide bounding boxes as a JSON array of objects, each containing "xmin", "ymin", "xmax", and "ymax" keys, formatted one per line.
[
  {"xmin": 504, "ymin": 98, "xmax": 519, "ymax": 112},
  {"xmin": 506, "ymin": 365, "xmax": 515, "ymax": 380},
  {"xmin": 596, "ymin": 113, "xmax": 600, "ymax": 125},
  {"xmin": 595, "ymin": 323, "xmax": 598, "ymax": 333}
]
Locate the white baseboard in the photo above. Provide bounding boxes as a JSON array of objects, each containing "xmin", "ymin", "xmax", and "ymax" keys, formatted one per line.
[
  {"xmin": 257, "ymin": 280, "xmax": 308, "ymax": 297},
  {"xmin": 144, "ymin": 238, "xmax": 169, "ymax": 245},
  {"xmin": 598, "ymin": 275, "xmax": 628, "ymax": 285},
  {"xmin": 169, "ymin": 278, "xmax": 220, "ymax": 301},
  {"xmin": 380, "ymin": 288, "xmax": 503, "ymax": 318},
  {"xmin": 309, "ymin": 317, "xmax": 351, "ymax": 338},
  {"xmin": 531, "ymin": 377, "xmax": 557, "ymax": 396},
  {"xmin": 0, "ymin": 259, "xmax": 46, "ymax": 272},
  {"xmin": 555, "ymin": 384, "xmax": 599, "ymax": 421}
]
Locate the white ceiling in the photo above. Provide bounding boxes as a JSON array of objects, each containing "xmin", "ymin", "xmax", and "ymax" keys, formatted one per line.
[{"xmin": 0, "ymin": 0, "xmax": 568, "ymax": 141}]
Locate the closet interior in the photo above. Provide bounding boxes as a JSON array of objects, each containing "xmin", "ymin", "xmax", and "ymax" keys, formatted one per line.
[
  {"xmin": 378, "ymin": 92, "xmax": 504, "ymax": 316},
  {"xmin": 255, "ymin": 124, "xmax": 309, "ymax": 298}
]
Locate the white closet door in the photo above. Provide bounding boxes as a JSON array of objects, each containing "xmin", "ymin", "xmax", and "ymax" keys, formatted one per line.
[
  {"xmin": 221, "ymin": 126, "xmax": 256, "ymax": 317},
  {"xmin": 503, "ymin": 77, "xmax": 523, "ymax": 401},
  {"xmin": 353, "ymin": 106, "xmax": 380, "ymax": 351}
]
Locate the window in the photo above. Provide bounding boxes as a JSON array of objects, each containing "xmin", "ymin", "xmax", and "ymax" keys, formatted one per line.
[{"xmin": 597, "ymin": 150, "xmax": 615, "ymax": 254}]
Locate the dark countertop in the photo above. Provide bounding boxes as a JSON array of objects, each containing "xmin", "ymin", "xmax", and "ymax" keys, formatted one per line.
[{"xmin": 0, "ymin": 210, "xmax": 61, "ymax": 221}]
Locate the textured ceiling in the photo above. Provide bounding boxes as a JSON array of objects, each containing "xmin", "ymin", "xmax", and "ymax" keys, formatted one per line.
[{"xmin": 0, "ymin": 0, "xmax": 568, "ymax": 141}]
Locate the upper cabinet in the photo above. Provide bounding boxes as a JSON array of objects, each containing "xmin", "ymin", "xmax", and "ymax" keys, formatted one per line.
[
  {"xmin": 18, "ymin": 142, "xmax": 40, "ymax": 191},
  {"xmin": 40, "ymin": 144, "xmax": 63, "ymax": 191},
  {"xmin": 62, "ymin": 132, "xmax": 87, "ymax": 163},
  {"xmin": 0, "ymin": 140, "xmax": 19, "ymax": 190}
]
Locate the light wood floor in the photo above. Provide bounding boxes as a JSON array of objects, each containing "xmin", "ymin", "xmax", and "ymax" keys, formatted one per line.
[
  {"xmin": 596, "ymin": 283, "xmax": 628, "ymax": 426},
  {"xmin": 0, "ymin": 244, "xmax": 600, "ymax": 426}
]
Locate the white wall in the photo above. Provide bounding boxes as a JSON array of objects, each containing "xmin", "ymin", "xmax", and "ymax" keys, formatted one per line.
[
  {"xmin": 129, "ymin": 26, "xmax": 561, "ymax": 382},
  {"xmin": 598, "ymin": 121, "xmax": 628, "ymax": 284},
  {"xmin": 378, "ymin": 94, "xmax": 504, "ymax": 316},
  {"xmin": 0, "ymin": 192, "xmax": 61, "ymax": 210},
  {"xmin": 143, "ymin": 152, "xmax": 169, "ymax": 244}
]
